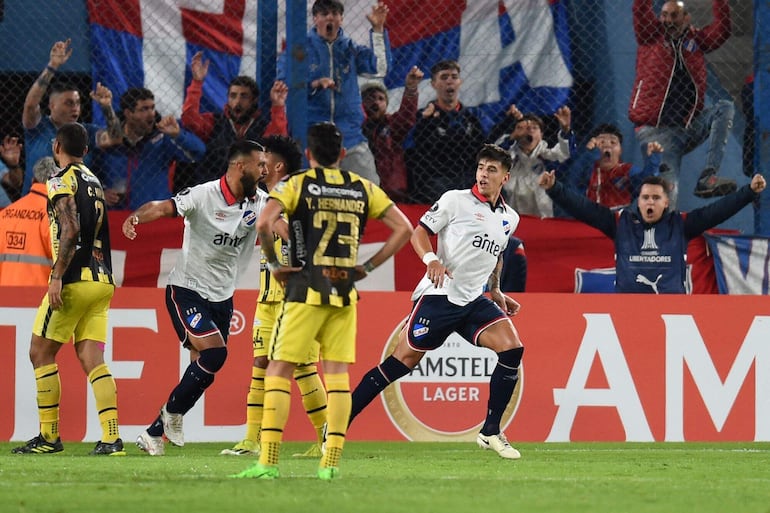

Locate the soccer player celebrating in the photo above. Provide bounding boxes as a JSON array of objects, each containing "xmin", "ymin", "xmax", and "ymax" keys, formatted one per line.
[
  {"xmin": 349, "ymin": 143, "xmax": 526, "ymax": 459},
  {"xmin": 13, "ymin": 122, "xmax": 124, "ymax": 455},
  {"xmin": 220, "ymin": 136, "xmax": 328, "ymax": 458},
  {"xmin": 233, "ymin": 122, "xmax": 413, "ymax": 480},
  {"xmin": 123, "ymin": 139, "xmax": 268, "ymax": 455}
]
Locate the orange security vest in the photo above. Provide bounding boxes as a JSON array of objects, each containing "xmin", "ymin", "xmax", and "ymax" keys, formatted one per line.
[{"xmin": 0, "ymin": 182, "xmax": 52, "ymax": 286}]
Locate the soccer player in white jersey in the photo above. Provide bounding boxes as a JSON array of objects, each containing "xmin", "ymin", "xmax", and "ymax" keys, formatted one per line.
[
  {"xmin": 349, "ymin": 143, "xmax": 526, "ymax": 459},
  {"xmin": 121, "ymin": 139, "xmax": 268, "ymax": 456}
]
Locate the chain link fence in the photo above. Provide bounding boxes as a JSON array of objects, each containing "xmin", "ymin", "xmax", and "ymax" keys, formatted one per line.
[{"xmin": 0, "ymin": 0, "xmax": 755, "ymax": 215}]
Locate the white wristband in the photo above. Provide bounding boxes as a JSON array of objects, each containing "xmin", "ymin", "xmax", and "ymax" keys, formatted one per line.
[
  {"xmin": 422, "ymin": 252, "xmax": 439, "ymax": 265},
  {"xmin": 267, "ymin": 261, "xmax": 281, "ymax": 273}
]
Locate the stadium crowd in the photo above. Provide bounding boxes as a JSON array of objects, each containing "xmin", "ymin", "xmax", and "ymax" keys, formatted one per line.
[
  {"xmin": 2, "ymin": 0, "xmax": 765, "ymax": 482},
  {"xmin": 0, "ymin": 0, "xmax": 750, "ymax": 213}
]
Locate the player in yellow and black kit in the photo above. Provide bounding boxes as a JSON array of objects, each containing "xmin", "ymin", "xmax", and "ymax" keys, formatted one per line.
[
  {"xmin": 220, "ymin": 135, "xmax": 328, "ymax": 458},
  {"xmin": 12, "ymin": 122, "xmax": 124, "ymax": 456},
  {"xmin": 233, "ymin": 122, "xmax": 413, "ymax": 480}
]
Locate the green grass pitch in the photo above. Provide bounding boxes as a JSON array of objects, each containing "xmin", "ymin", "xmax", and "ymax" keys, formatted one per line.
[{"xmin": 2, "ymin": 441, "xmax": 769, "ymax": 513}]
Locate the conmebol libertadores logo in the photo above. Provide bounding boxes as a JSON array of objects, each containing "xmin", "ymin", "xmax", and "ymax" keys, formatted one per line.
[{"xmin": 381, "ymin": 318, "xmax": 523, "ymax": 441}]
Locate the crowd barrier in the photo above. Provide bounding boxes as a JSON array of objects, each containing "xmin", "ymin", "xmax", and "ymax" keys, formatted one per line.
[{"xmin": 2, "ymin": 288, "xmax": 768, "ymax": 443}]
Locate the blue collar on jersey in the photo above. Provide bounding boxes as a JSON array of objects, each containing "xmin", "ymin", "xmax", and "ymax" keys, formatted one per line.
[{"xmin": 471, "ymin": 184, "xmax": 506, "ymax": 211}]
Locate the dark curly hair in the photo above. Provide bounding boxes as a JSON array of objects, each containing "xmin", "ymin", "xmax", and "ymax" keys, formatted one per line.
[{"xmin": 263, "ymin": 135, "xmax": 303, "ymax": 174}]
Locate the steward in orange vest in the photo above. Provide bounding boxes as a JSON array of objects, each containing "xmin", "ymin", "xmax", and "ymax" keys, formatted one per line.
[{"xmin": 0, "ymin": 157, "xmax": 55, "ymax": 286}]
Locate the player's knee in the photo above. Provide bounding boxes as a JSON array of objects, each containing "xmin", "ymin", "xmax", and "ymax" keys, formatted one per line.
[
  {"xmin": 497, "ymin": 346, "xmax": 524, "ymax": 370},
  {"xmin": 294, "ymin": 363, "xmax": 318, "ymax": 379},
  {"xmin": 198, "ymin": 346, "xmax": 228, "ymax": 373},
  {"xmin": 29, "ymin": 337, "xmax": 59, "ymax": 368}
]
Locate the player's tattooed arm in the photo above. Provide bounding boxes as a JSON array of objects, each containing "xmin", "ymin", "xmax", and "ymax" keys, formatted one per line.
[
  {"xmin": 51, "ymin": 196, "xmax": 80, "ymax": 278},
  {"xmin": 48, "ymin": 195, "xmax": 80, "ymax": 310}
]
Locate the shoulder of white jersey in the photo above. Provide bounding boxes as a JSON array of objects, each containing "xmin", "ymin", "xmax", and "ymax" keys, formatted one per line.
[
  {"xmin": 188, "ymin": 177, "xmax": 219, "ymax": 192},
  {"xmin": 502, "ymin": 203, "xmax": 519, "ymax": 216},
  {"xmin": 435, "ymin": 188, "xmax": 465, "ymax": 202},
  {"xmin": 500, "ymin": 202, "xmax": 520, "ymax": 223},
  {"xmin": 173, "ymin": 184, "xmax": 197, "ymax": 198},
  {"xmin": 175, "ymin": 179, "xmax": 226, "ymax": 208},
  {"xmin": 421, "ymin": 189, "xmax": 461, "ymax": 217}
]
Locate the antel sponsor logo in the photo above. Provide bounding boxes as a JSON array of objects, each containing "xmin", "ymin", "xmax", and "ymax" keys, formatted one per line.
[{"xmin": 381, "ymin": 318, "xmax": 523, "ymax": 441}]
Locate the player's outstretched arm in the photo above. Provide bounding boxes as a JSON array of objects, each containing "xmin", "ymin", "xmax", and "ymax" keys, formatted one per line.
[{"xmin": 122, "ymin": 199, "xmax": 176, "ymax": 240}]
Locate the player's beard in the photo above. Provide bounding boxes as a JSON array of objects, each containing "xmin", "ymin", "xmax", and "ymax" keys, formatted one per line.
[{"xmin": 240, "ymin": 174, "xmax": 258, "ymax": 198}]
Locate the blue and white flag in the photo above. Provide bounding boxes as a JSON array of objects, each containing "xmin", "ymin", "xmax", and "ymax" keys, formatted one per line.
[
  {"xmin": 705, "ymin": 233, "xmax": 770, "ymax": 295},
  {"xmin": 87, "ymin": 0, "xmax": 257, "ymax": 119},
  {"xmin": 87, "ymin": 0, "xmax": 572, "ymax": 130},
  {"xmin": 384, "ymin": 0, "xmax": 573, "ymax": 129}
]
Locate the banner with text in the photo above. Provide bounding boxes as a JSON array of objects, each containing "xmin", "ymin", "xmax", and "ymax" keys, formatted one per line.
[{"xmin": 2, "ymin": 288, "xmax": 769, "ymax": 443}]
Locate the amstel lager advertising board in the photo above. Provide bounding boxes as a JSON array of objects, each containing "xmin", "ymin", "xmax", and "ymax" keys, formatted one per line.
[{"xmin": 2, "ymin": 289, "xmax": 768, "ymax": 442}]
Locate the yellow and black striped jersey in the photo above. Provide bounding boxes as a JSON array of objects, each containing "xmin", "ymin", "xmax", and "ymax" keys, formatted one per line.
[
  {"xmin": 259, "ymin": 231, "xmax": 289, "ymax": 303},
  {"xmin": 269, "ymin": 167, "xmax": 393, "ymax": 306},
  {"xmin": 47, "ymin": 162, "xmax": 114, "ymax": 285}
]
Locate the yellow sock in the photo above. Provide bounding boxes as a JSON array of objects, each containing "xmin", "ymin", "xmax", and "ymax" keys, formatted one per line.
[
  {"xmin": 294, "ymin": 363, "xmax": 327, "ymax": 444},
  {"xmin": 245, "ymin": 366, "xmax": 266, "ymax": 443},
  {"xmin": 35, "ymin": 363, "xmax": 60, "ymax": 442},
  {"xmin": 88, "ymin": 363, "xmax": 120, "ymax": 443},
  {"xmin": 320, "ymin": 372, "xmax": 350, "ymax": 470},
  {"xmin": 259, "ymin": 375, "xmax": 291, "ymax": 467}
]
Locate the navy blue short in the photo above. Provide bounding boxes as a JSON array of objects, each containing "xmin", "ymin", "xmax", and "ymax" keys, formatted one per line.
[
  {"xmin": 165, "ymin": 285, "xmax": 233, "ymax": 348},
  {"xmin": 406, "ymin": 294, "xmax": 509, "ymax": 351}
]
